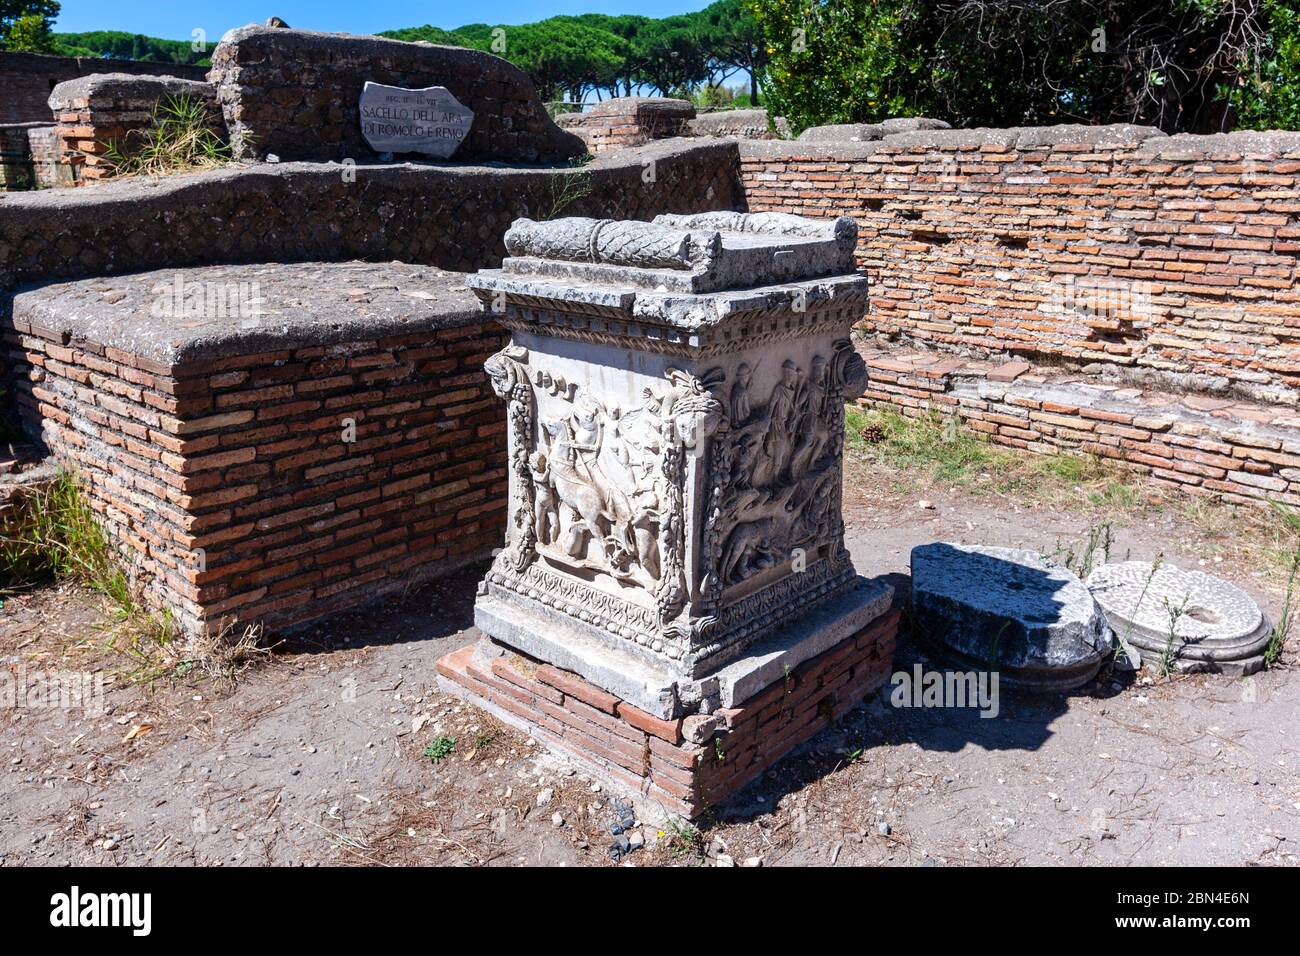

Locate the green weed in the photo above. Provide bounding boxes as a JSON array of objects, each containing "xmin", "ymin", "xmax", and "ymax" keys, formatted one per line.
[
  {"xmin": 660, "ymin": 816, "xmax": 705, "ymax": 862},
  {"xmin": 1158, "ymin": 594, "xmax": 1190, "ymax": 678},
  {"xmin": 423, "ymin": 736, "xmax": 457, "ymax": 763},
  {"xmin": 102, "ymin": 94, "xmax": 230, "ymax": 179},
  {"xmin": 1044, "ymin": 522, "xmax": 1113, "ymax": 579},
  {"xmin": 846, "ymin": 406, "xmax": 1008, "ymax": 483},
  {"xmin": 1, "ymin": 469, "xmax": 128, "ymax": 602}
]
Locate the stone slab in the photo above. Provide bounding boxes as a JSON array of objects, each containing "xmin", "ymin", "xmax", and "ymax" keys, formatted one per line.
[
  {"xmin": 474, "ymin": 593, "xmax": 686, "ymax": 719},
  {"xmin": 586, "ymin": 96, "xmax": 695, "ymax": 121},
  {"xmin": 9, "ymin": 261, "xmax": 482, "ymax": 366},
  {"xmin": 359, "ymin": 81, "xmax": 473, "ymax": 158},
  {"xmin": 472, "ymin": 211, "xmax": 865, "ymax": 318},
  {"xmin": 688, "ymin": 109, "xmax": 786, "ymax": 139},
  {"xmin": 797, "ymin": 117, "xmax": 950, "ymax": 142},
  {"xmin": 475, "ymin": 575, "xmax": 893, "ymax": 718},
  {"xmin": 910, "ymin": 543, "xmax": 1114, "ymax": 691},
  {"xmin": 47, "ymin": 73, "xmax": 215, "ymax": 112},
  {"xmin": 1086, "ymin": 562, "xmax": 1272, "ymax": 675},
  {"xmin": 710, "ymin": 575, "xmax": 894, "ymax": 707}
]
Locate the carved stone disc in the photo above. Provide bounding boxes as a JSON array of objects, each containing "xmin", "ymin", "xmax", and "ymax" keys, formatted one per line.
[{"xmin": 1086, "ymin": 562, "xmax": 1271, "ymax": 675}]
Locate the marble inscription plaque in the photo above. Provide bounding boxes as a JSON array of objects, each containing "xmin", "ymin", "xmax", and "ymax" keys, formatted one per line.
[{"xmin": 359, "ymin": 81, "xmax": 473, "ymax": 157}]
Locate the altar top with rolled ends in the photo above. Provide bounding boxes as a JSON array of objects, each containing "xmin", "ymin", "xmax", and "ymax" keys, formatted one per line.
[{"xmin": 466, "ymin": 212, "xmax": 870, "ymax": 335}]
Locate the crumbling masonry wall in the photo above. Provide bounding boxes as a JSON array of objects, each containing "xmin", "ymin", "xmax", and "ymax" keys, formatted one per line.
[
  {"xmin": 0, "ymin": 51, "xmax": 208, "ymax": 125},
  {"xmin": 558, "ymin": 97, "xmax": 696, "ymax": 154},
  {"xmin": 739, "ymin": 127, "xmax": 1300, "ymax": 404},
  {"xmin": 207, "ymin": 25, "xmax": 584, "ymax": 163},
  {"xmin": 0, "ymin": 140, "xmax": 741, "ymax": 289},
  {"xmin": 48, "ymin": 74, "xmax": 224, "ymax": 184},
  {"xmin": 860, "ymin": 349, "xmax": 1300, "ymax": 506},
  {"xmin": 5, "ymin": 263, "xmax": 507, "ymax": 637}
]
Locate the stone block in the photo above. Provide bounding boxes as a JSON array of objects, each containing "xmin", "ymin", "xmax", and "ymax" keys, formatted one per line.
[
  {"xmin": 5, "ymin": 261, "xmax": 507, "ymax": 638},
  {"xmin": 1087, "ymin": 562, "xmax": 1271, "ymax": 675},
  {"xmin": 207, "ymin": 24, "xmax": 583, "ymax": 163},
  {"xmin": 467, "ymin": 211, "xmax": 889, "ymax": 720},
  {"xmin": 910, "ymin": 542, "xmax": 1114, "ymax": 691}
]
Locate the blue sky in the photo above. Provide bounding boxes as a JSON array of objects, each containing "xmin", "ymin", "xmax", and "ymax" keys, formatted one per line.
[{"xmin": 53, "ymin": 1, "xmax": 710, "ymax": 40}]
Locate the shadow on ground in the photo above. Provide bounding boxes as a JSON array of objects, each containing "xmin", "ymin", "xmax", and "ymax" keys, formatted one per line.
[
  {"xmin": 273, "ymin": 560, "xmax": 491, "ymax": 658},
  {"xmin": 710, "ymin": 561, "xmax": 1134, "ymax": 826},
  {"xmin": 271, "ymin": 558, "xmax": 1115, "ymax": 831}
]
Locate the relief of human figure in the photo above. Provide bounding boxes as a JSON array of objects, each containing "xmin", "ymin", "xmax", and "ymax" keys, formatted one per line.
[
  {"xmin": 730, "ymin": 362, "xmax": 754, "ymax": 426},
  {"xmin": 628, "ymin": 482, "xmax": 662, "ymax": 581},
  {"xmin": 529, "ymin": 450, "xmax": 557, "ymax": 546},
  {"xmin": 727, "ymin": 362, "xmax": 764, "ymax": 490},
  {"xmin": 539, "ymin": 415, "xmax": 634, "ymax": 563},
  {"xmin": 721, "ymin": 516, "xmax": 778, "ymax": 584},
  {"xmin": 612, "ymin": 397, "xmax": 669, "ymax": 583},
  {"xmin": 789, "ymin": 467, "xmax": 836, "ymax": 546},
  {"xmin": 789, "ymin": 355, "xmax": 830, "ymax": 479},
  {"xmin": 752, "ymin": 359, "xmax": 801, "ymax": 489}
]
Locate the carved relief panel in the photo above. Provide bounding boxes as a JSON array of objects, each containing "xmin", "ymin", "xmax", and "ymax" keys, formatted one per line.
[{"xmin": 483, "ymin": 329, "xmax": 867, "ymax": 662}]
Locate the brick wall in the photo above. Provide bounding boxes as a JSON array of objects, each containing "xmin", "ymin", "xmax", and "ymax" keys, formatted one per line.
[
  {"xmin": 0, "ymin": 139, "xmax": 742, "ymax": 290},
  {"xmin": 0, "ymin": 51, "xmax": 207, "ymax": 125},
  {"xmin": 860, "ymin": 348, "xmax": 1300, "ymax": 507},
  {"xmin": 438, "ymin": 608, "xmax": 899, "ymax": 817},
  {"xmin": 0, "ymin": 122, "xmax": 42, "ymax": 190},
  {"xmin": 48, "ymin": 74, "xmax": 223, "ymax": 184},
  {"xmin": 688, "ymin": 108, "xmax": 787, "ymax": 140},
  {"xmin": 26, "ymin": 126, "xmax": 65, "ymax": 188},
  {"xmin": 563, "ymin": 97, "xmax": 695, "ymax": 155},
  {"xmin": 0, "ymin": 141, "xmax": 739, "ymax": 570},
  {"xmin": 4, "ymin": 263, "xmax": 507, "ymax": 637},
  {"xmin": 740, "ymin": 127, "xmax": 1300, "ymax": 404}
]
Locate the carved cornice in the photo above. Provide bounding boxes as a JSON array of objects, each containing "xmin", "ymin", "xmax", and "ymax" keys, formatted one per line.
[{"xmin": 496, "ymin": 304, "xmax": 864, "ymax": 357}]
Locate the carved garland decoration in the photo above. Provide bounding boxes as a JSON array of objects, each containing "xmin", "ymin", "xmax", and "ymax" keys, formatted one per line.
[
  {"xmin": 484, "ymin": 345, "xmax": 536, "ymax": 573},
  {"xmin": 654, "ymin": 368, "xmax": 726, "ymax": 637},
  {"xmin": 481, "ymin": 336, "xmax": 867, "ymax": 665}
]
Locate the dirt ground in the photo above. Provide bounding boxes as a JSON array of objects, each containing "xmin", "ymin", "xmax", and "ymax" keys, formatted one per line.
[{"xmin": 2, "ymin": 473, "xmax": 1298, "ymax": 867}]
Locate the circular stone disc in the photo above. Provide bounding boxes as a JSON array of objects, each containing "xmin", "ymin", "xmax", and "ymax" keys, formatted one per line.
[{"xmin": 1085, "ymin": 562, "xmax": 1271, "ymax": 666}]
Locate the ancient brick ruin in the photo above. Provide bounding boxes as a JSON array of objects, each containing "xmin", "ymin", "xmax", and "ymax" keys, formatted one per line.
[
  {"xmin": 734, "ymin": 126, "xmax": 1300, "ymax": 506},
  {"xmin": 207, "ymin": 25, "xmax": 585, "ymax": 164},
  {"xmin": 7, "ymin": 264, "xmax": 505, "ymax": 636},
  {"xmin": 559, "ymin": 97, "xmax": 697, "ymax": 154},
  {"xmin": 48, "ymin": 74, "xmax": 223, "ymax": 184},
  {"xmin": 0, "ymin": 50, "xmax": 210, "ymax": 190},
  {"xmin": 3, "ymin": 20, "xmax": 1300, "ymax": 817},
  {"xmin": 0, "ymin": 50, "xmax": 208, "ymax": 125},
  {"xmin": 740, "ymin": 127, "xmax": 1300, "ymax": 400},
  {"xmin": 438, "ymin": 608, "xmax": 898, "ymax": 816}
]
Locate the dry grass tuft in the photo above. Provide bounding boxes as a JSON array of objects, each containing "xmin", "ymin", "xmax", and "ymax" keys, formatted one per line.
[{"xmin": 102, "ymin": 94, "xmax": 230, "ymax": 179}]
